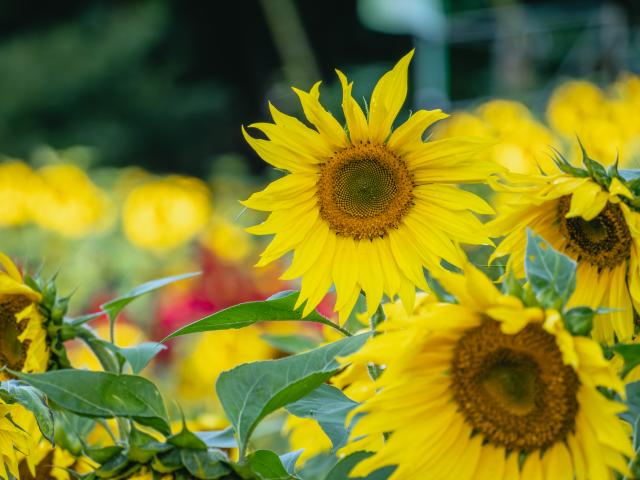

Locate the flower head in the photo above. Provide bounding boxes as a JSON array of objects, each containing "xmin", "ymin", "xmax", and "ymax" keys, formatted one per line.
[
  {"xmin": 341, "ymin": 266, "xmax": 632, "ymax": 480},
  {"xmin": 243, "ymin": 51, "xmax": 498, "ymax": 320},
  {"xmin": 487, "ymin": 150, "xmax": 640, "ymax": 343},
  {"xmin": 0, "ymin": 253, "xmax": 49, "ymax": 379}
]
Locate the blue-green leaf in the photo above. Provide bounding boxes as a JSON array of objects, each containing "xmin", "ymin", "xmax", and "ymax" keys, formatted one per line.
[
  {"xmin": 325, "ymin": 451, "xmax": 395, "ymax": 480},
  {"xmin": 16, "ymin": 370, "xmax": 170, "ymax": 435},
  {"xmin": 102, "ymin": 272, "xmax": 199, "ymax": 338},
  {"xmin": 261, "ymin": 334, "xmax": 321, "ymax": 354},
  {"xmin": 279, "ymin": 450, "xmax": 303, "ymax": 475},
  {"xmin": 244, "ymin": 450, "xmax": 295, "ymax": 479},
  {"xmin": 103, "ymin": 341, "xmax": 166, "ymax": 374},
  {"xmin": 286, "ymin": 384, "xmax": 358, "ymax": 450},
  {"xmin": 180, "ymin": 448, "xmax": 230, "ymax": 479},
  {"xmin": 163, "ymin": 290, "xmax": 349, "ymax": 341},
  {"xmin": 525, "ymin": 229, "xmax": 576, "ymax": 309},
  {"xmin": 195, "ymin": 427, "xmax": 237, "ymax": 449},
  {"xmin": 611, "ymin": 344, "xmax": 640, "ymax": 378},
  {"xmin": 216, "ymin": 334, "xmax": 369, "ymax": 458}
]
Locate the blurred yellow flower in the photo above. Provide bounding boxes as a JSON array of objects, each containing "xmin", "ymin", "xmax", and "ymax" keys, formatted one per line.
[
  {"xmin": 0, "ymin": 253, "xmax": 49, "ymax": 380},
  {"xmin": 0, "ymin": 161, "xmax": 38, "ymax": 227},
  {"xmin": 433, "ymin": 100, "xmax": 557, "ymax": 175},
  {"xmin": 200, "ymin": 216, "xmax": 252, "ymax": 262},
  {"xmin": 31, "ymin": 164, "xmax": 109, "ymax": 237},
  {"xmin": 547, "ymin": 77, "xmax": 640, "ymax": 166},
  {"xmin": 123, "ymin": 176, "xmax": 212, "ymax": 251},
  {"xmin": 68, "ymin": 320, "xmax": 147, "ymax": 370},
  {"xmin": 176, "ymin": 325, "xmax": 277, "ymax": 403},
  {"xmin": 283, "ymin": 415, "xmax": 332, "ymax": 465},
  {"xmin": 546, "ymin": 80, "xmax": 606, "ymax": 135}
]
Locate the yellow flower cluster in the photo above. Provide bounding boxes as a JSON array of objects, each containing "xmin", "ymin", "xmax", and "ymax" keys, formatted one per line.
[
  {"xmin": 0, "ymin": 158, "xmax": 219, "ymax": 253},
  {"xmin": 433, "ymin": 73, "xmax": 640, "ymax": 175},
  {"xmin": 0, "ymin": 161, "xmax": 108, "ymax": 236}
]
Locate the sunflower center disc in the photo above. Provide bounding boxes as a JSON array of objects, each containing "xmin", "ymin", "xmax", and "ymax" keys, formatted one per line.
[
  {"xmin": 557, "ymin": 196, "xmax": 631, "ymax": 269},
  {"xmin": 317, "ymin": 143, "xmax": 414, "ymax": 240},
  {"xmin": 451, "ymin": 320, "xmax": 579, "ymax": 452},
  {"xmin": 0, "ymin": 296, "xmax": 31, "ymax": 372}
]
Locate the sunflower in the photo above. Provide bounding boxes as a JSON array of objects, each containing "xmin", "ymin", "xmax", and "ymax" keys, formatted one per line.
[
  {"xmin": 486, "ymin": 163, "xmax": 640, "ymax": 343},
  {"xmin": 242, "ymin": 51, "xmax": 498, "ymax": 320},
  {"xmin": 0, "ymin": 399, "xmax": 33, "ymax": 480},
  {"xmin": 0, "ymin": 253, "xmax": 49, "ymax": 379},
  {"xmin": 340, "ymin": 265, "xmax": 632, "ymax": 480}
]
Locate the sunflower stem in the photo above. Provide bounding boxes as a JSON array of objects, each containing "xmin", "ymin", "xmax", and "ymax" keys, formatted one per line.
[
  {"xmin": 367, "ymin": 303, "xmax": 386, "ymax": 380},
  {"xmin": 76, "ymin": 325, "xmax": 132, "ymax": 442}
]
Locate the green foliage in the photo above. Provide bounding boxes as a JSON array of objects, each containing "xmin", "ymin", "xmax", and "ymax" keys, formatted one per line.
[
  {"xmin": 15, "ymin": 369, "xmax": 170, "ymax": 435},
  {"xmin": 611, "ymin": 344, "xmax": 640, "ymax": 378},
  {"xmin": 163, "ymin": 290, "xmax": 350, "ymax": 341},
  {"xmin": 102, "ymin": 271, "xmax": 200, "ymax": 341},
  {"xmin": 286, "ymin": 384, "xmax": 359, "ymax": 450},
  {"xmin": 234, "ymin": 450, "xmax": 296, "ymax": 479},
  {"xmin": 324, "ymin": 451, "xmax": 395, "ymax": 480},
  {"xmin": 216, "ymin": 334, "xmax": 369, "ymax": 458},
  {"xmin": 0, "ymin": 380, "xmax": 54, "ymax": 443},
  {"xmin": 180, "ymin": 449, "xmax": 231, "ymax": 479},
  {"xmin": 102, "ymin": 341, "xmax": 167, "ymax": 374},
  {"xmin": 261, "ymin": 334, "xmax": 321, "ymax": 354},
  {"xmin": 525, "ymin": 229, "xmax": 576, "ymax": 309}
]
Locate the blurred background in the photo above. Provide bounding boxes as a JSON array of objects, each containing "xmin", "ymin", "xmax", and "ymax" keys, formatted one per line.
[{"xmin": 1, "ymin": 1, "xmax": 640, "ymax": 452}]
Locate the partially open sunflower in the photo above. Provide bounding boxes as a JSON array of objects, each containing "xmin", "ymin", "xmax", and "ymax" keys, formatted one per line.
[
  {"xmin": 341, "ymin": 265, "xmax": 632, "ymax": 480},
  {"xmin": 487, "ymin": 152, "xmax": 640, "ymax": 343},
  {"xmin": 0, "ymin": 253, "xmax": 49, "ymax": 379},
  {"xmin": 242, "ymin": 51, "xmax": 498, "ymax": 320}
]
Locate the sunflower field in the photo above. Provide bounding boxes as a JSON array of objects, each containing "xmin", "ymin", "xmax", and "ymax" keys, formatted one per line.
[{"xmin": 3, "ymin": 2, "xmax": 640, "ymax": 480}]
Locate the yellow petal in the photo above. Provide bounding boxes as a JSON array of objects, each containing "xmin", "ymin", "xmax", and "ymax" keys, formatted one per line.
[
  {"xmin": 0, "ymin": 253, "xmax": 22, "ymax": 282},
  {"xmin": 268, "ymin": 102, "xmax": 334, "ymax": 158},
  {"xmin": 241, "ymin": 173, "xmax": 318, "ymax": 211},
  {"xmin": 292, "ymin": 82, "xmax": 348, "ymax": 150},
  {"xmin": 368, "ymin": 50, "xmax": 414, "ymax": 143},
  {"xmin": 242, "ymin": 126, "xmax": 317, "ymax": 173},
  {"xmin": 387, "ymin": 109, "xmax": 448, "ymax": 155},
  {"xmin": 336, "ymin": 69, "xmax": 369, "ymax": 144}
]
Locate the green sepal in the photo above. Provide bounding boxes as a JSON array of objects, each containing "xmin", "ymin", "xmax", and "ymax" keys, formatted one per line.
[{"xmin": 563, "ymin": 307, "xmax": 595, "ymax": 336}]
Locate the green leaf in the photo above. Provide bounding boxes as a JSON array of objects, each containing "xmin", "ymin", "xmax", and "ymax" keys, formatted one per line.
[
  {"xmin": 525, "ymin": 229, "xmax": 576, "ymax": 309},
  {"xmin": 195, "ymin": 427, "xmax": 237, "ymax": 449},
  {"xmin": 261, "ymin": 334, "xmax": 321, "ymax": 354},
  {"xmin": 286, "ymin": 384, "xmax": 358, "ymax": 450},
  {"xmin": 279, "ymin": 450, "xmax": 303, "ymax": 475},
  {"xmin": 325, "ymin": 451, "xmax": 395, "ymax": 480},
  {"xmin": 180, "ymin": 449, "xmax": 230, "ymax": 479},
  {"xmin": 167, "ymin": 423, "xmax": 208, "ymax": 450},
  {"xmin": 242, "ymin": 450, "xmax": 294, "ymax": 480},
  {"xmin": 0, "ymin": 380, "xmax": 54, "ymax": 444},
  {"xmin": 611, "ymin": 344, "xmax": 640, "ymax": 378},
  {"xmin": 102, "ymin": 272, "xmax": 200, "ymax": 338},
  {"xmin": 216, "ymin": 334, "xmax": 369, "ymax": 458},
  {"xmin": 563, "ymin": 307, "xmax": 594, "ymax": 336},
  {"xmin": 86, "ymin": 445, "xmax": 124, "ymax": 464},
  {"xmin": 104, "ymin": 342, "xmax": 167, "ymax": 374},
  {"xmin": 128, "ymin": 425, "xmax": 171, "ymax": 463},
  {"xmin": 52, "ymin": 408, "xmax": 97, "ymax": 456},
  {"xmin": 163, "ymin": 290, "xmax": 349, "ymax": 341},
  {"xmin": 16, "ymin": 370, "xmax": 170, "ymax": 435}
]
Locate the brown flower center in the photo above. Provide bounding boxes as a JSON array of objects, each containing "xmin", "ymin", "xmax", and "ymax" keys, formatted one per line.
[
  {"xmin": 451, "ymin": 320, "xmax": 579, "ymax": 452},
  {"xmin": 317, "ymin": 143, "xmax": 414, "ymax": 240},
  {"xmin": 0, "ymin": 296, "xmax": 32, "ymax": 374},
  {"xmin": 557, "ymin": 196, "xmax": 631, "ymax": 269}
]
